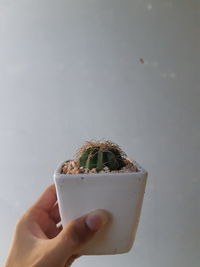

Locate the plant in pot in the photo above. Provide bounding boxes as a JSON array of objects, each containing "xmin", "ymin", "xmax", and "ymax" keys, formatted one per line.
[{"xmin": 54, "ymin": 140, "xmax": 147, "ymax": 255}]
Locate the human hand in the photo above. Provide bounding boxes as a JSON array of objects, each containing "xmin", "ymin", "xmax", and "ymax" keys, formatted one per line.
[{"xmin": 4, "ymin": 185, "xmax": 109, "ymax": 267}]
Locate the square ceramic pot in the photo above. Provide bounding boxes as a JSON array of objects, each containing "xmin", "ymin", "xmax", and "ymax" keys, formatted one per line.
[{"xmin": 54, "ymin": 160, "xmax": 147, "ymax": 255}]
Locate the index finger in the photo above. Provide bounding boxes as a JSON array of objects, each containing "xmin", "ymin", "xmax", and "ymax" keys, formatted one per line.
[{"xmin": 32, "ymin": 184, "xmax": 57, "ymax": 212}]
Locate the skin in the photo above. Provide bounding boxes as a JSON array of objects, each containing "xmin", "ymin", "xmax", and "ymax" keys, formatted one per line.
[{"xmin": 4, "ymin": 184, "xmax": 109, "ymax": 267}]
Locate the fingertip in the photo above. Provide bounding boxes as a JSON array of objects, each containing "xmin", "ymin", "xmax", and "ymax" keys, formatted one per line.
[
  {"xmin": 32, "ymin": 184, "xmax": 57, "ymax": 212},
  {"xmin": 85, "ymin": 210, "xmax": 110, "ymax": 232}
]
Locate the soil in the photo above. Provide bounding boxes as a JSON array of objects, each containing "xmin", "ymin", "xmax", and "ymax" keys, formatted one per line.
[{"xmin": 61, "ymin": 158, "xmax": 138, "ymax": 174}]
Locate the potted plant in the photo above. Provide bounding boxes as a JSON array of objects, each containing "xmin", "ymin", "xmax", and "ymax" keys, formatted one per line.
[{"xmin": 54, "ymin": 140, "xmax": 147, "ymax": 255}]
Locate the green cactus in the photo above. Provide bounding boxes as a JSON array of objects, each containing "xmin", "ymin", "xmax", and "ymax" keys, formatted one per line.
[{"xmin": 75, "ymin": 140, "xmax": 126, "ymax": 172}]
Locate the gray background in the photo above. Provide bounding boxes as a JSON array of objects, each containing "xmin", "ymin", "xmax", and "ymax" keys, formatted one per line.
[{"xmin": 0, "ymin": 0, "xmax": 199, "ymax": 266}]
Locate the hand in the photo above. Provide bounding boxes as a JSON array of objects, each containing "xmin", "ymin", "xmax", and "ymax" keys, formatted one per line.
[{"xmin": 4, "ymin": 185, "xmax": 109, "ymax": 267}]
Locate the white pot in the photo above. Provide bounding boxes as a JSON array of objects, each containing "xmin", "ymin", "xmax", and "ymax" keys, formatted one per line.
[{"xmin": 54, "ymin": 160, "xmax": 147, "ymax": 255}]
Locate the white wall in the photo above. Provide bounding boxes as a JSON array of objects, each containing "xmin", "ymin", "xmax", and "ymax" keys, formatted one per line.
[{"xmin": 0, "ymin": 0, "xmax": 199, "ymax": 266}]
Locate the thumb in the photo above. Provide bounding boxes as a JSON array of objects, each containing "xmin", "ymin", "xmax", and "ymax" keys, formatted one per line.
[{"xmin": 53, "ymin": 210, "xmax": 109, "ymax": 257}]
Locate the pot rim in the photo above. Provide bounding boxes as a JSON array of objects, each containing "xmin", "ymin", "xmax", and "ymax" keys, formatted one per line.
[{"xmin": 54, "ymin": 158, "xmax": 147, "ymax": 178}]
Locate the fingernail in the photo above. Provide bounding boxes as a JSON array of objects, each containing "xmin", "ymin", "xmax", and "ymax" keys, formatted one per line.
[{"xmin": 85, "ymin": 210, "xmax": 109, "ymax": 232}]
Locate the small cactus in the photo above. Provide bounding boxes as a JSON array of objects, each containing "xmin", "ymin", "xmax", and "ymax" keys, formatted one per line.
[{"xmin": 75, "ymin": 140, "xmax": 126, "ymax": 172}]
